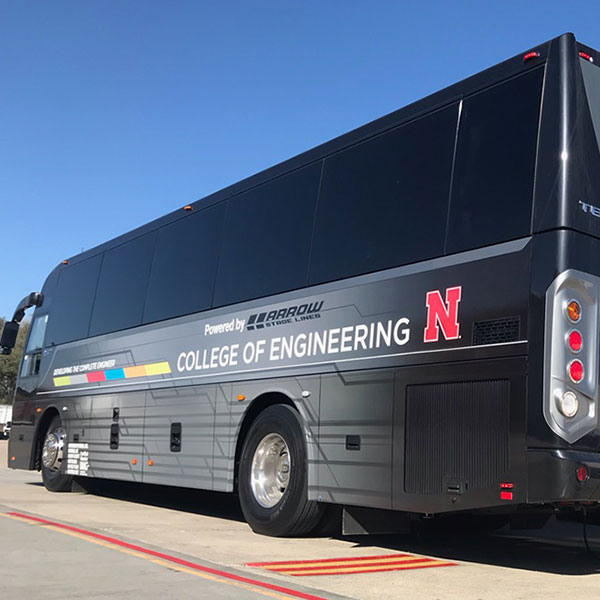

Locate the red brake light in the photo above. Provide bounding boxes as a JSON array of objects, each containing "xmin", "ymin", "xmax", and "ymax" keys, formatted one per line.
[
  {"xmin": 576, "ymin": 464, "xmax": 590, "ymax": 483},
  {"xmin": 569, "ymin": 360, "xmax": 584, "ymax": 383},
  {"xmin": 579, "ymin": 51, "xmax": 594, "ymax": 63},
  {"xmin": 568, "ymin": 330, "xmax": 582, "ymax": 352}
]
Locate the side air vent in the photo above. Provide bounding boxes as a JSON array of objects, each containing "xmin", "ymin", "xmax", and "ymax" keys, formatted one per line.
[
  {"xmin": 473, "ymin": 317, "xmax": 520, "ymax": 345},
  {"xmin": 405, "ymin": 380, "xmax": 510, "ymax": 495}
]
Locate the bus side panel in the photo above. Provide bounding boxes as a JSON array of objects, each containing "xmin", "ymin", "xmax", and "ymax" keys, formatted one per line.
[
  {"xmin": 213, "ymin": 384, "xmax": 232, "ymax": 492},
  {"xmin": 8, "ymin": 399, "xmax": 38, "ymax": 470},
  {"xmin": 392, "ymin": 357, "xmax": 527, "ymax": 513},
  {"xmin": 62, "ymin": 395, "xmax": 91, "ymax": 444},
  {"xmin": 60, "ymin": 395, "xmax": 92, "ymax": 476},
  {"xmin": 87, "ymin": 392, "xmax": 145, "ymax": 481},
  {"xmin": 7, "ymin": 424, "xmax": 35, "ymax": 470},
  {"xmin": 142, "ymin": 385, "xmax": 215, "ymax": 489},
  {"xmin": 317, "ymin": 370, "xmax": 394, "ymax": 509}
]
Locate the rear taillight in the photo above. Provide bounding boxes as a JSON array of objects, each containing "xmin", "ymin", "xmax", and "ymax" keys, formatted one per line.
[
  {"xmin": 566, "ymin": 300, "xmax": 581, "ymax": 323},
  {"xmin": 558, "ymin": 391, "xmax": 579, "ymax": 418},
  {"xmin": 568, "ymin": 360, "xmax": 584, "ymax": 383},
  {"xmin": 567, "ymin": 330, "xmax": 582, "ymax": 352},
  {"xmin": 576, "ymin": 464, "xmax": 590, "ymax": 483},
  {"xmin": 544, "ymin": 270, "xmax": 599, "ymax": 443}
]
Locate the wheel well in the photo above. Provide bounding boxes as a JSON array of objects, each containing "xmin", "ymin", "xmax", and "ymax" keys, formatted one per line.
[
  {"xmin": 233, "ymin": 392, "xmax": 297, "ymax": 491},
  {"xmin": 33, "ymin": 408, "xmax": 60, "ymax": 470}
]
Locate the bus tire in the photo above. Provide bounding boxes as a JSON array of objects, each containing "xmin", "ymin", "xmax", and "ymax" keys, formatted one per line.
[
  {"xmin": 238, "ymin": 404, "xmax": 324, "ymax": 537},
  {"xmin": 40, "ymin": 416, "xmax": 73, "ymax": 492}
]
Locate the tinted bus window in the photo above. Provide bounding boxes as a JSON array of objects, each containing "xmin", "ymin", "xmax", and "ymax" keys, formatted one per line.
[
  {"xmin": 45, "ymin": 255, "xmax": 102, "ymax": 345},
  {"xmin": 26, "ymin": 314, "xmax": 49, "ymax": 352},
  {"xmin": 580, "ymin": 58, "xmax": 600, "ymax": 152},
  {"xmin": 446, "ymin": 68, "xmax": 544, "ymax": 253},
  {"xmin": 309, "ymin": 104, "xmax": 458, "ymax": 285},
  {"xmin": 143, "ymin": 203, "xmax": 226, "ymax": 323},
  {"xmin": 213, "ymin": 163, "xmax": 321, "ymax": 307},
  {"xmin": 89, "ymin": 233, "xmax": 157, "ymax": 336}
]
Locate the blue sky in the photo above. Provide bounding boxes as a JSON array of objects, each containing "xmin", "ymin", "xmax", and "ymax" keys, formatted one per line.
[{"xmin": 1, "ymin": 2, "xmax": 599, "ymax": 319}]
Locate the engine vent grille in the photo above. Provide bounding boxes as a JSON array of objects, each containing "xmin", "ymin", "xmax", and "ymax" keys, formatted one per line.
[
  {"xmin": 404, "ymin": 380, "xmax": 510, "ymax": 495},
  {"xmin": 473, "ymin": 317, "xmax": 520, "ymax": 345}
]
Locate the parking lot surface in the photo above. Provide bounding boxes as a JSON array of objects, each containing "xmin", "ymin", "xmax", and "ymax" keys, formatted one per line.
[{"xmin": 1, "ymin": 440, "xmax": 600, "ymax": 599}]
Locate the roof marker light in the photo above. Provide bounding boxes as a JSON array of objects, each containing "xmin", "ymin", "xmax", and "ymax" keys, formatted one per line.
[
  {"xmin": 579, "ymin": 51, "xmax": 594, "ymax": 63},
  {"xmin": 184, "ymin": 205, "xmax": 192, "ymax": 211},
  {"xmin": 523, "ymin": 51, "xmax": 540, "ymax": 62}
]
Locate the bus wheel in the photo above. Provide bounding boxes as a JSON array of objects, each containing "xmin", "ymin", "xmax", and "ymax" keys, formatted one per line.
[
  {"xmin": 238, "ymin": 404, "xmax": 324, "ymax": 537},
  {"xmin": 40, "ymin": 416, "xmax": 73, "ymax": 492}
]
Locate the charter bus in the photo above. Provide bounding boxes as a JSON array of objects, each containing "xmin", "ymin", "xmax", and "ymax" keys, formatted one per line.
[{"xmin": 3, "ymin": 32, "xmax": 600, "ymax": 537}]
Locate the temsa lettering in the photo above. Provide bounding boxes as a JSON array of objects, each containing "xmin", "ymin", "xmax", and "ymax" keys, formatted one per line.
[{"xmin": 423, "ymin": 286, "xmax": 462, "ymax": 343}]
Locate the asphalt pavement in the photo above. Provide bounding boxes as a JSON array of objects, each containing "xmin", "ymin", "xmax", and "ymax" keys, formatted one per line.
[{"xmin": 1, "ymin": 440, "xmax": 600, "ymax": 600}]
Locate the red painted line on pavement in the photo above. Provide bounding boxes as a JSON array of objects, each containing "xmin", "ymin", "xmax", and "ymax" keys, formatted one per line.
[
  {"xmin": 247, "ymin": 553, "xmax": 414, "ymax": 567},
  {"xmin": 268, "ymin": 558, "xmax": 437, "ymax": 572},
  {"xmin": 282, "ymin": 562, "xmax": 456, "ymax": 577},
  {"xmin": 7, "ymin": 512, "xmax": 327, "ymax": 600}
]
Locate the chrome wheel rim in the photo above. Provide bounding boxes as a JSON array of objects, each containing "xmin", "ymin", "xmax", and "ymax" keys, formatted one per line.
[
  {"xmin": 250, "ymin": 433, "xmax": 291, "ymax": 508},
  {"xmin": 42, "ymin": 427, "xmax": 66, "ymax": 471}
]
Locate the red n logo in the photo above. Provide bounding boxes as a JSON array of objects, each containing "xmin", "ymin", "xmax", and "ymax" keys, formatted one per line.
[{"xmin": 423, "ymin": 286, "xmax": 462, "ymax": 342}]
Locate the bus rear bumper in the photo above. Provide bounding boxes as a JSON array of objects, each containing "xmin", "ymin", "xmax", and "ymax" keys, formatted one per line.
[{"xmin": 527, "ymin": 448, "xmax": 600, "ymax": 504}]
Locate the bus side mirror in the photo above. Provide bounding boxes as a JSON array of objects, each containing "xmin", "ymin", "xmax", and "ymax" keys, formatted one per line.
[{"xmin": 0, "ymin": 321, "xmax": 19, "ymax": 355}]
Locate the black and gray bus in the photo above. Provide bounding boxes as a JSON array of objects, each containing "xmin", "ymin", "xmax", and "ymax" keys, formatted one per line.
[{"xmin": 4, "ymin": 33, "xmax": 600, "ymax": 536}]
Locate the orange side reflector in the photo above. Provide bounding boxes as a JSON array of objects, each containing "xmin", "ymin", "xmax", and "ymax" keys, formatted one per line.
[
  {"xmin": 36, "ymin": 408, "xmax": 42, "ymax": 413},
  {"xmin": 131, "ymin": 459, "xmax": 137, "ymax": 465},
  {"xmin": 147, "ymin": 460, "xmax": 154, "ymax": 467},
  {"xmin": 237, "ymin": 395, "xmax": 245, "ymax": 402},
  {"xmin": 10, "ymin": 456, "xmax": 15, "ymax": 461}
]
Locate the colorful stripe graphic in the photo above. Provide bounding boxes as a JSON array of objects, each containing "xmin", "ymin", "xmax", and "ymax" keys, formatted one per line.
[
  {"xmin": 53, "ymin": 361, "xmax": 171, "ymax": 388},
  {"xmin": 246, "ymin": 554, "xmax": 456, "ymax": 576}
]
